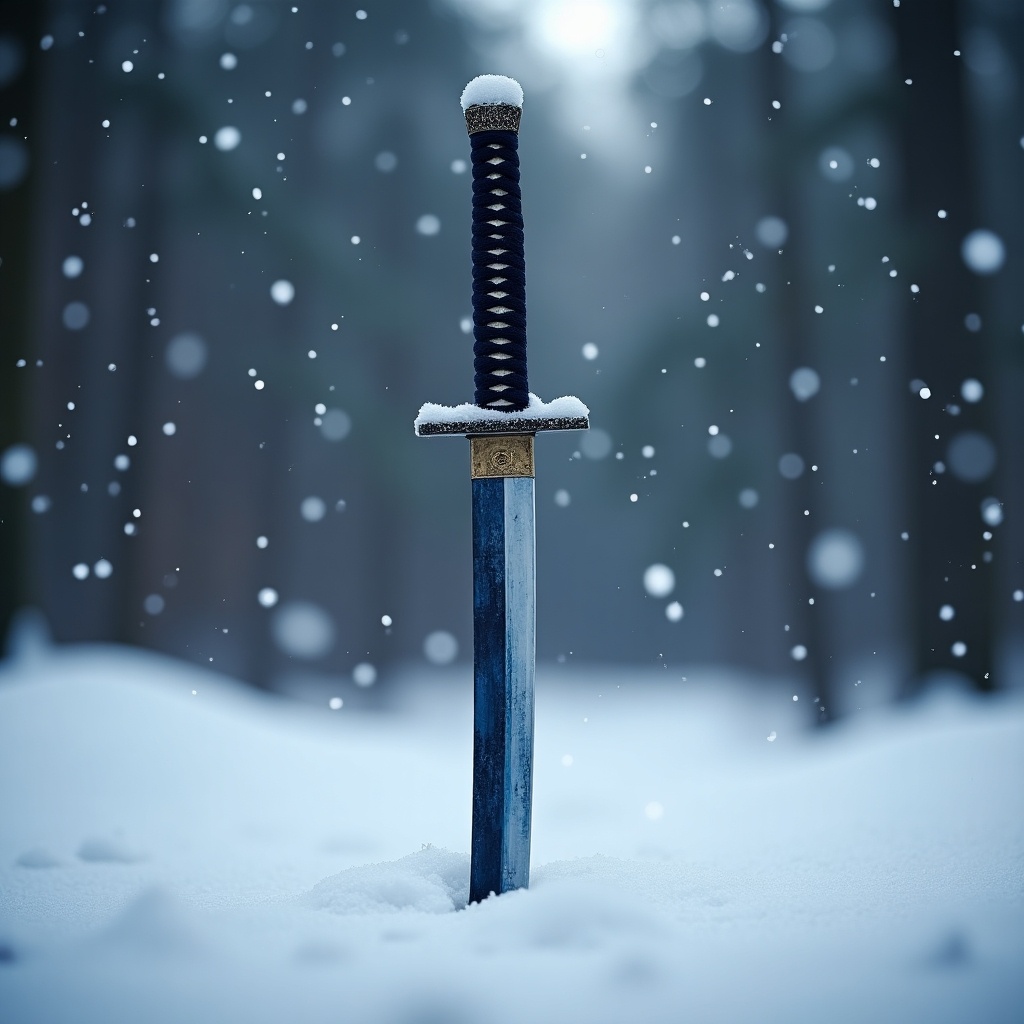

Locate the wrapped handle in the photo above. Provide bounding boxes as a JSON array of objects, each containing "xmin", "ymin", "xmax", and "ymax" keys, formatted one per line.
[{"xmin": 463, "ymin": 77, "xmax": 529, "ymax": 411}]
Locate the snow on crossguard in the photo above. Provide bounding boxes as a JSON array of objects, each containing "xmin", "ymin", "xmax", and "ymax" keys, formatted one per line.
[{"xmin": 415, "ymin": 75, "xmax": 589, "ymax": 903}]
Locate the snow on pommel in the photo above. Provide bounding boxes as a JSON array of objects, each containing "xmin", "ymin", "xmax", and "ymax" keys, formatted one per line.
[{"xmin": 460, "ymin": 74, "xmax": 523, "ymax": 111}]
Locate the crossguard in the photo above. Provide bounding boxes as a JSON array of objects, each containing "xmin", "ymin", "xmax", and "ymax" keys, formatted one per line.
[{"xmin": 464, "ymin": 85, "xmax": 529, "ymax": 411}]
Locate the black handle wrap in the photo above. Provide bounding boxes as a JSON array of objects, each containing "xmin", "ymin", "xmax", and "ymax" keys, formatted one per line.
[{"xmin": 470, "ymin": 126, "xmax": 529, "ymax": 410}]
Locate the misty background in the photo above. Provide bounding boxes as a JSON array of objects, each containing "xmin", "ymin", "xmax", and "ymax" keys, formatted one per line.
[{"xmin": 1, "ymin": 0, "xmax": 1021, "ymax": 720}]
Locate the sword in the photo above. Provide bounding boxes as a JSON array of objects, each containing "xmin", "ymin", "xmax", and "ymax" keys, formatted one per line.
[{"xmin": 414, "ymin": 75, "xmax": 589, "ymax": 903}]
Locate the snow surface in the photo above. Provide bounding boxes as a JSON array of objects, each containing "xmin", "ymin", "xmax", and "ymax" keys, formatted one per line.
[
  {"xmin": 460, "ymin": 74, "xmax": 524, "ymax": 111},
  {"xmin": 1, "ymin": 643, "xmax": 1022, "ymax": 1023},
  {"xmin": 415, "ymin": 393, "xmax": 589, "ymax": 428}
]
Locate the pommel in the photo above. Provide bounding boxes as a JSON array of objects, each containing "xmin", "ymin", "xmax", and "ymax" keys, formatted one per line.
[
  {"xmin": 461, "ymin": 74, "xmax": 523, "ymax": 135},
  {"xmin": 464, "ymin": 103, "xmax": 521, "ymax": 135}
]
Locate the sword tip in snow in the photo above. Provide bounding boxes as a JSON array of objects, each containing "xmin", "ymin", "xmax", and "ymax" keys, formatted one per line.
[{"xmin": 415, "ymin": 76, "xmax": 588, "ymax": 904}]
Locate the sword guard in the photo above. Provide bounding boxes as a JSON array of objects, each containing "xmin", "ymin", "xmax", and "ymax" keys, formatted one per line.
[{"xmin": 414, "ymin": 394, "xmax": 589, "ymax": 437}]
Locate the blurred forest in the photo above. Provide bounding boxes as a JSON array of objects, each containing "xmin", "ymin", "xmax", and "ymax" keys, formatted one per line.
[{"xmin": 1, "ymin": 0, "xmax": 1021, "ymax": 719}]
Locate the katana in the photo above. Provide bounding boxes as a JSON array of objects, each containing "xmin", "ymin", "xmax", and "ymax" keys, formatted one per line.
[{"xmin": 414, "ymin": 75, "xmax": 588, "ymax": 903}]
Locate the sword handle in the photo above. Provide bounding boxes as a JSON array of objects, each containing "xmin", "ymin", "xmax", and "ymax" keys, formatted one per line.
[{"xmin": 462, "ymin": 77, "xmax": 529, "ymax": 411}]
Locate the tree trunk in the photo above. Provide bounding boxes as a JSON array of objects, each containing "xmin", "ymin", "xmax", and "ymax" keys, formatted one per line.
[{"xmin": 895, "ymin": 0, "xmax": 995, "ymax": 694}]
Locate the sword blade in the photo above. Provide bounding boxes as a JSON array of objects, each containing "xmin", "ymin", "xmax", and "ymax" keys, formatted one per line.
[{"xmin": 470, "ymin": 469, "xmax": 535, "ymax": 902}]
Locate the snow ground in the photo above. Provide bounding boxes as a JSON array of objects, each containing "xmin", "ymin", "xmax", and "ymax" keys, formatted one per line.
[{"xmin": 0, "ymin": 643, "xmax": 1021, "ymax": 1023}]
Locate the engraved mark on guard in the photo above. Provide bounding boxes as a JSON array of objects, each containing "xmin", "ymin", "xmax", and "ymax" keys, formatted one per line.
[{"xmin": 471, "ymin": 434, "xmax": 535, "ymax": 479}]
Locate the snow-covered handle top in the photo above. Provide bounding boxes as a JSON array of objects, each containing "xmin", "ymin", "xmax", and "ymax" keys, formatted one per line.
[{"xmin": 463, "ymin": 75, "xmax": 528, "ymax": 411}]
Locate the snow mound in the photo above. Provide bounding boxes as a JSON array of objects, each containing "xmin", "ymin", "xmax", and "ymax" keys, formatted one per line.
[
  {"xmin": 304, "ymin": 846, "xmax": 469, "ymax": 915},
  {"xmin": 460, "ymin": 74, "xmax": 523, "ymax": 110},
  {"xmin": 99, "ymin": 887, "xmax": 202, "ymax": 957},
  {"xmin": 15, "ymin": 846, "xmax": 64, "ymax": 869}
]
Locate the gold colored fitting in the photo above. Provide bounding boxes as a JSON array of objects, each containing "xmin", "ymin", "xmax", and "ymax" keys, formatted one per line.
[
  {"xmin": 465, "ymin": 103, "xmax": 522, "ymax": 135},
  {"xmin": 470, "ymin": 434, "xmax": 535, "ymax": 478}
]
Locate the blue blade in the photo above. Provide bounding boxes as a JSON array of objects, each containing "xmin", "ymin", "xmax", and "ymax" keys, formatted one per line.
[{"xmin": 470, "ymin": 475, "xmax": 535, "ymax": 902}]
